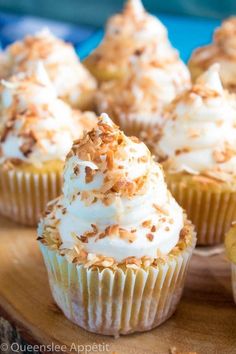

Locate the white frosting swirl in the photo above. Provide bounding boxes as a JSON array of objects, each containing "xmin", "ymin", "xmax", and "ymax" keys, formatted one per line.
[
  {"xmin": 97, "ymin": 56, "xmax": 190, "ymax": 124},
  {"xmin": 1, "ymin": 29, "xmax": 97, "ymax": 107},
  {"xmin": 158, "ymin": 64, "xmax": 236, "ymax": 176},
  {"xmin": 0, "ymin": 63, "xmax": 96, "ymax": 165},
  {"xmin": 39, "ymin": 114, "xmax": 184, "ymax": 263}
]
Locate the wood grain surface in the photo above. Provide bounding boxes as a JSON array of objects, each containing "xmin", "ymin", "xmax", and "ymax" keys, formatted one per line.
[{"xmin": 0, "ymin": 215, "xmax": 235, "ymax": 354}]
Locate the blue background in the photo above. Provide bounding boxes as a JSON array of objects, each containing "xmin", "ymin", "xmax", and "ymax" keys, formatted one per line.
[
  {"xmin": 0, "ymin": 0, "xmax": 234, "ymax": 25},
  {"xmin": 0, "ymin": 10, "xmax": 220, "ymax": 63}
]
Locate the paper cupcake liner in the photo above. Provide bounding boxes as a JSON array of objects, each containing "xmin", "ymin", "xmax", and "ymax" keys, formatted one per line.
[
  {"xmin": 231, "ymin": 263, "xmax": 236, "ymax": 304},
  {"xmin": 0, "ymin": 168, "xmax": 62, "ymax": 226},
  {"xmin": 114, "ymin": 114, "xmax": 153, "ymax": 138},
  {"xmin": 40, "ymin": 232, "xmax": 196, "ymax": 336},
  {"xmin": 168, "ymin": 180, "xmax": 236, "ymax": 245},
  {"xmin": 108, "ymin": 113, "xmax": 161, "ymax": 156}
]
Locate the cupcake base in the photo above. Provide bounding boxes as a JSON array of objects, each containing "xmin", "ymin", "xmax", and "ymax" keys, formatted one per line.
[
  {"xmin": 188, "ymin": 60, "xmax": 205, "ymax": 83},
  {"xmin": 83, "ymin": 57, "xmax": 124, "ymax": 83},
  {"xmin": 40, "ymin": 225, "xmax": 196, "ymax": 336},
  {"xmin": 166, "ymin": 172, "xmax": 236, "ymax": 245},
  {"xmin": 0, "ymin": 162, "xmax": 62, "ymax": 226},
  {"xmin": 63, "ymin": 89, "xmax": 96, "ymax": 111}
]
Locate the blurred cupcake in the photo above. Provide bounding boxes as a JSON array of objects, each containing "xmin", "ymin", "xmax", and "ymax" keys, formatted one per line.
[
  {"xmin": 96, "ymin": 52, "xmax": 189, "ymax": 148},
  {"xmin": 155, "ymin": 64, "xmax": 236, "ymax": 245},
  {"xmin": 189, "ymin": 17, "xmax": 236, "ymax": 93},
  {"xmin": 225, "ymin": 223, "xmax": 236, "ymax": 303},
  {"xmin": 0, "ymin": 29, "xmax": 97, "ymax": 110},
  {"xmin": 0, "ymin": 63, "xmax": 96, "ymax": 225},
  {"xmin": 85, "ymin": 0, "xmax": 190, "ymax": 84},
  {"xmin": 38, "ymin": 113, "xmax": 196, "ymax": 336}
]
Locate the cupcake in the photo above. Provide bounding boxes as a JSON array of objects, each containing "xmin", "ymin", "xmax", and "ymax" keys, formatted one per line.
[
  {"xmin": 84, "ymin": 0, "xmax": 190, "ymax": 85},
  {"xmin": 0, "ymin": 63, "xmax": 96, "ymax": 225},
  {"xmin": 189, "ymin": 17, "xmax": 236, "ymax": 93},
  {"xmin": 155, "ymin": 64, "xmax": 236, "ymax": 245},
  {"xmin": 225, "ymin": 223, "xmax": 236, "ymax": 303},
  {"xmin": 38, "ymin": 113, "xmax": 196, "ymax": 336},
  {"xmin": 96, "ymin": 55, "xmax": 189, "ymax": 149},
  {"xmin": 0, "ymin": 29, "xmax": 97, "ymax": 110}
]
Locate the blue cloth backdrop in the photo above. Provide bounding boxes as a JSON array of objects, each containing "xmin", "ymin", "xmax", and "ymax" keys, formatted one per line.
[{"xmin": 0, "ymin": 10, "xmax": 220, "ymax": 62}]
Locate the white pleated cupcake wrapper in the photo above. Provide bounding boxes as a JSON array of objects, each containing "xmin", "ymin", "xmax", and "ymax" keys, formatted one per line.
[
  {"xmin": 113, "ymin": 115, "xmax": 162, "ymax": 157},
  {"xmin": 231, "ymin": 263, "xmax": 236, "ymax": 304},
  {"xmin": 115, "ymin": 114, "xmax": 156, "ymax": 138},
  {"xmin": 168, "ymin": 181, "xmax": 236, "ymax": 245},
  {"xmin": 40, "ymin": 234, "xmax": 196, "ymax": 336},
  {"xmin": 0, "ymin": 168, "xmax": 62, "ymax": 226}
]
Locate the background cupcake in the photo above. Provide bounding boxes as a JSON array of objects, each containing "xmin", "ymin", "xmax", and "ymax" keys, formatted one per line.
[
  {"xmin": 189, "ymin": 17, "xmax": 236, "ymax": 93},
  {"xmin": 84, "ymin": 0, "xmax": 190, "ymax": 85},
  {"xmin": 0, "ymin": 63, "xmax": 96, "ymax": 225},
  {"xmin": 96, "ymin": 56, "xmax": 189, "ymax": 150},
  {"xmin": 38, "ymin": 113, "xmax": 196, "ymax": 336},
  {"xmin": 225, "ymin": 223, "xmax": 236, "ymax": 303},
  {"xmin": 155, "ymin": 64, "xmax": 236, "ymax": 245},
  {"xmin": 0, "ymin": 29, "xmax": 97, "ymax": 110}
]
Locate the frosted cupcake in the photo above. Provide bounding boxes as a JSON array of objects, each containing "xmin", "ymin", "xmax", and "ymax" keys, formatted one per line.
[
  {"xmin": 0, "ymin": 63, "xmax": 96, "ymax": 225},
  {"xmin": 0, "ymin": 29, "xmax": 97, "ymax": 109},
  {"xmin": 85, "ymin": 0, "xmax": 190, "ymax": 84},
  {"xmin": 189, "ymin": 17, "xmax": 236, "ymax": 93},
  {"xmin": 225, "ymin": 223, "xmax": 236, "ymax": 303},
  {"xmin": 38, "ymin": 113, "xmax": 196, "ymax": 336},
  {"xmin": 96, "ymin": 56, "xmax": 189, "ymax": 147},
  {"xmin": 155, "ymin": 64, "xmax": 236, "ymax": 245}
]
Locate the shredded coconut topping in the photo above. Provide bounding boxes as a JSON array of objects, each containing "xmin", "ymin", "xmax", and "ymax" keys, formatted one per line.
[{"xmin": 38, "ymin": 114, "xmax": 186, "ymax": 265}]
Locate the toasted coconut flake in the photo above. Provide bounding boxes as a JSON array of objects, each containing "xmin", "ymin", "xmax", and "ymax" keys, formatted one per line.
[
  {"xmin": 175, "ymin": 147, "xmax": 191, "ymax": 155},
  {"xmin": 91, "ymin": 223, "xmax": 98, "ymax": 233},
  {"xmin": 141, "ymin": 256, "xmax": 154, "ymax": 268},
  {"xmin": 104, "ymin": 224, "xmax": 119, "ymax": 236},
  {"xmin": 61, "ymin": 207, "xmax": 67, "ymax": 215},
  {"xmin": 146, "ymin": 233, "xmax": 154, "ymax": 241},
  {"xmin": 213, "ymin": 146, "xmax": 234, "ymax": 163},
  {"xmin": 73, "ymin": 164, "xmax": 80, "ymax": 175},
  {"xmin": 153, "ymin": 203, "xmax": 169, "ymax": 215},
  {"xmin": 98, "ymin": 232, "xmax": 106, "ymax": 239},
  {"xmin": 78, "ymin": 235, "xmax": 88, "ymax": 243},
  {"xmin": 19, "ymin": 130, "xmax": 37, "ymax": 157},
  {"xmin": 119, "ymin": 228, "xmax": 137, "ymax": 243},
  {"xmin": 151, "ymin": 225, "xmax": 156, "ymax": 232},
  {"xmin": 106, "ymin": 150, "xmax": 114, "ymax": 170},
  {"xmin": 125, "ymin": 257, "xmax": 141, "ymax": 268},
  {"xmin": 142, "ymin": 220, "xmax": 152, "ymax": 228}
]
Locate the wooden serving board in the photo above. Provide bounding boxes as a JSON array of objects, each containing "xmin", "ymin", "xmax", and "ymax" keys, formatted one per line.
[{"xmin": 0, "ymin": 215, "xmax": 236, "ymax": 354}]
